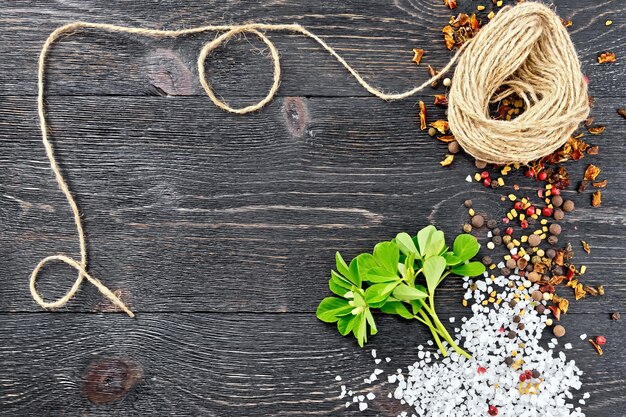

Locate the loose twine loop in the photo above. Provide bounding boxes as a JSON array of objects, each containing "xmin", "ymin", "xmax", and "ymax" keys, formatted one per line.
[{"xmin": 33, "ymin": 2, "xmax": 588, "ymax": 317}]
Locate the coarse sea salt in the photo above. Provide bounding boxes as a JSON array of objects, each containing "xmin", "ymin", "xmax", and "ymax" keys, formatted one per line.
[{"xmin": 335, "ymin": 274, "xmax": 586, "ymax": 417}]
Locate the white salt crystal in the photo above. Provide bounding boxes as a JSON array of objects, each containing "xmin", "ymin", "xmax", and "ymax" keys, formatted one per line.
[
  {"xmin": 375, "ymin": 358, "xmax": 382, "ymax": 364},
  {"xmin": 449, "ymin": 317, "xmax": 456, "ymax": 323},
  {"xmin": 366, "ymin": 392, "xmax": 375, "ymax": 400},
  {"xmin": 466, "ymin": 175, "xmax": 472, "ymax": 182},
  {"xmin": 371, "ymin": 349, "xmax": 377, "ymax": 358},
  {"xmin": 335, "ymin": 375, "xmax": 342, "ymax": 381},
  {"xmin": 385, "ymin": 357, "xmax": 391, "ymax": 363},
  {"xmin": 359, "ymin": 402, "xmax": 368, "ymax": 411},
  {"xmin": 564, "ymin": 343, "xmax": 573, "ymax": 350},
  {"xmin": 580, "ymin": 334, "xmax": 587, "ymax": 340}
]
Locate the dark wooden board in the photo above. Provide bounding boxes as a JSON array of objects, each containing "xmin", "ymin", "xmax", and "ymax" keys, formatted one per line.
[
  {"xmin": 0, "ymin": 0, "xmax": 624, "ymax": 99},
  {"xmin": 1, "ymin": 0, "xmax": 625, "ymax": 416},
  {"xmin": 1, "ymin": 95, "xmax": 624, "ymax": 314},
  {"xmin": 1, "ymin": 312, "xmax": 624, "ymax": 417}
]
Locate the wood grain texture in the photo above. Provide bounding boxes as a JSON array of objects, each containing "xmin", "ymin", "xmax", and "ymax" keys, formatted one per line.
[
  {"xmin": 0, "ymin": 0, "xmax": 624, "ymax": 99},
  {"xmin": 0, "ymin": 0, "xmax": 625, "ymax": 415},
  {"xmin": 1, "ymin": 313, "xmax": 624, "ymax": 417},
  {"xmin": 1, "ymin": 95, "xmax": 624, "ymax": 314}
]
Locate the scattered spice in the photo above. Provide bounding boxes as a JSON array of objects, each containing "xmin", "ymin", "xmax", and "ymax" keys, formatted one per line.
[
  {"xmin": 595, "ymin": 335, "xmax": 607, "ymax": 346},
  {"xmin": 419, "ymin": 101, "xmax": 427, "ymax": 130},
  {"xmin": 588, "ymin": 338, "xmax": 604, "ymax": 355},
  {"xmin": 427, "ymin": 65, "xmax": 439, "ymax": 87},
  {"xmin": 553, "ymin": 325, "xmax": 566, "ymax": 338},
  {"xmin": 592, "ymin": 179, "xmax": 607, "ymax": 188},
  {"xmin": 581, "ymin": 240, "xmax": 591, "ymax": 254},
  {"xmin": 583, "ymin": 164, "xmax": 601, "ymax": 180},
  {"xmin": 443, "ymin": 0, "xmax": 457, "ymax": 9},
  {"xmin": 561, "ymin": 18, "xmax": 573, "ymax": 28},
  {"xmin": 586, "ymin": 125, "xmax": 605, "ymax": 135},
  {"xmin": 442, "ymin": 13, "xmax": 481, "ymax": 50},
  {"xmin": 434, "ymin": 94, "xmax": 448, "ymax": 107},
  {"xmin": 430, "ymin": 120, "xmax": 449, "ymax": 134},
  {"xmin": 591, "ymin": 190, "xmax": 602, "ymax": 207},
  {"xmin": 618, "ymin": 109, "xmax": 626, "ymax": 119},
  {"xmin": 440, "ymin": 154, "xmax": 455, "ymax": 167},
  {"xmin": 412, "ymin": 48, "xmax": 425, "ymax": 64},
  {"xmin": 611, "ymin": 312, "xmax": 620, "ymax": 320},
  {"xmin": 597, "ymin": 52, "xmax": 616, "ymax": 64},
  {"xmin": 437, "ymin": 134, "xmax": 456, "ymax": 143}
]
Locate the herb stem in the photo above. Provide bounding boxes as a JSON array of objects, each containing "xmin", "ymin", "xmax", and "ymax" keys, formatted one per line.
[
  {"xmin": 418, "ymin": 310, "xmax": 448, "ymax": 356},
  {"xmin": 422, "ymin": 302, "xmax": 471, "ymax": 360}
]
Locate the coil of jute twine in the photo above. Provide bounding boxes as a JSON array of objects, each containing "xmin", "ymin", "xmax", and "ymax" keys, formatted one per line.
[{"xmin": 32, "ymin": 2, "xmax": 588, "ymax": 317}]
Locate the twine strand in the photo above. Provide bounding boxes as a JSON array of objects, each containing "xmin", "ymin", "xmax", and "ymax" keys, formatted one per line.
[{"xmin": 33, "ymin": 2, "xmax": 588, "ymax": 316}]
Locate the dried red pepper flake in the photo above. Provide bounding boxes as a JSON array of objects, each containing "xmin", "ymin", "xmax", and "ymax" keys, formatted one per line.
[
  {"xmin": 597, "ymin": 52, "xmax": 616, "ymax": 64},
  {"xmin": 587, "ymin": 145, "xmax": 600, "ymax": 155},
  {"xmin": 412, "ymin": 48, "xmax": 425, "ymax": 64},
  {"xmin": 591, "ymin": 190, "xmax": 602, "ymax": 207},
  {"xmin": 548, "ymin": 305, "xmax": 561, "ymax": 321},
  {"xmin": 583, "ymin": 164, "xmax": 601, "ymax": 180},
  {"xmin": 561, "ymin": 18, "xmax": 573, "ymax": 28},
  {"xmin": 437, "ymin": 135, "xmax": 456, "ymax": 143},
  {"xmin": 592, "ymin": 179, "xmax": 608, "ymax": 188},
  {"xmin": 443, "ymin": 0, "xmax": 457, "ymax": 9},
  {"xmin": 618, "ymin": 109, "xmax": 626, "ymax": 119},
  {"xmin": 434, "ymin": 94, "xmax": 449, "ymax": 107},
  {"xmin": 419, "ymin": 101, "xmax": 427, "ymax": 130},
  {"xmin": 428, "ymin": 65, "xmax": 439, "ymax": 87},
  {"xmin": 587, "ymin": 125, "xmax": 605, "ymax": 135},
  {"xmin": 440, "ymin": 154, "xmax": 455, "ymax": 167},
  {"xmin": 430, "ymin": 120, "xmax": 449, "ymax": 134}
]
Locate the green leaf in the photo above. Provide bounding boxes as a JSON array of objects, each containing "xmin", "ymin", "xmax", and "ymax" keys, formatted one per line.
[
  {"xmin": 329, "ymin": 272, "xmax": 352, "ymax": 297},
  {"xmin": 337, "ymin": 314, "xmax": 356, "ymax": 336},
  {"xmin": 356, "ymin": 253, "xmax": 377, "ymax": 277},
  {"xmin": 396, "ymin": 232, "xmax": 418, "ymax": 256},
  {"xmin": 349, "ymin": 257, "xmax": 361, "ymax": 287},
  {"xmin": 365, "ymin": 282, "xmax": 398, "ymax": 305},
  {"xmin": 353, "ymin": 312, "xmax": 367, "ymax": 347},
  {"xmin": 316, "ymin": 297, "xmax": 353, "ymax": 323},
  {"xmin": 410, "ymin": 298, "xmax": 425, "ymax": 315},
  {"xmin": 379, "ymin": 301, "xmax": 414, "ymax": 319},
  {"xmin": 373, "ymin": 241, "xmax": 400, "ymax": 274},
  {"xmin": 392, "ymin": 284, "xmax": 428, "ymax": 301},
  {"xmin": 443, "ymin": 251, "xmax": 462, "ymax": 266},
  {"xmin": 423, "ymin": 255, "xmax": 446, "ymax": 293},
  {"xmin": 417, "ymin": 225, "xmax": 435, "ymax": 257},
  {"xmin": 335, "ymin": 252, "xmax": 350, "ymax": 278},
  {"xmin": 365, "ymin": 309, "xmax": 378, "ymax": 335},
  {"xmin": 453, "ymin": 234, "xmax": 480, "ymax": 262},
  {"xmin": 363, "ymin": 267, "xmax": 400, "ymax": 283},
  {"xmin": 451, "ymin": 261, "xmax": 486, "ymax": 277},
  {"xmin": 427, "ymin": 230, "xmax": 446, "ymax": 258}
]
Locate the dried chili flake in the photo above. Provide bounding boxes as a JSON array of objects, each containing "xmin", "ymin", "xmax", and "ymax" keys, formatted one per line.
[
  {"xmin": 437, "ymin": 135, "xmax": 456, "ymax": 143},
  {"xmin": 430, "ymin": 120, "xmax": 449, "ymax": 134},
  {"xmin": 412, "ymin": 48, "xmax": 425, "ymax": 65},
  {"xmin": 587, "ymin": 145, "xmax": 600, "ymax": 155},
  {"xmin": 440, "ymin": 154, "xmax": 455, "ymax": 167},
  {"xmin": 548, "ymin": 305, "xmax": 561, "ymax": 320},
  {"xmin": 428, "ymin": 65, "xmax": 439, "ymax": 87},
  {"xmin": 591, "ymin": 190, "xmax": 602, "ymax": 207},
  {"xmin": 598, "ymin": 52, "xmax": 616, "ymax": 64},
  {"xmin": 419, "ymin": 101, "xmax": 427, "ymax": 130},
  {"xmin": 587, "ymin": 126, "xmax": 605, "ymax": 135},
  {"xmin": 434, "ymin": 94, "xmax": 449, "ymax": 107},
  {"xmin": 443, "ymin": 0, "xmax": 457, "ymax": 9},
  {"xmin": 581, "ymin": 240, "xmax": 591, "ymax": 254},
  {"xmin": 583, "ymin": 164, "xmax": 601, "ymax": 180},
  {"xmin": 588, "ymin": 339, "xmax": 604, "ymax": 355},
  {"xmin": 583, "ymin": 285, "xmax": 598, "ymax": 296},
  {"xmin": 577, "ymin": 180, "xmax": 589, "ymax": 193},
  {"xmin": 558, "ymin": 298, "xmax": 569, "ymax": 314},
  {"xmin": 592, "ymin": 179, "xmax": 607, "ymax": 188},
  {"xmin": 618, "ymin": 109, "xmax": 626, "ymax": 119},
  {"xmin": 584, "ymin": 117, "xmax": 594, "ymax": 127},
  {"xmin": 597, "ymin": 285, "xmax": 605, "ymax": 296},
  {"xmin": 561, "ymin": 18, "xmax": 573, "ymax": 28}
]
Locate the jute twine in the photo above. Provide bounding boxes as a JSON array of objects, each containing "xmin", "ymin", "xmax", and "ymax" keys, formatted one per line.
[{"xmin": 32, "ymin": 2, "xmax": 588, "ymax": 316}]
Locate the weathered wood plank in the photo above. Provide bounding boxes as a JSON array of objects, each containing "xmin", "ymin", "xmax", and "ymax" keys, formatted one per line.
[
  {"xmin": 1, "ymin": 95, "xmax": 624, "ymax": 313},
  {"xmin": 0, "ymin": 0, "xmax": 624, "ymax": 99},
  {"xmin": 0, "ymin": 312, "xmax": 623, "ymax": 416}
]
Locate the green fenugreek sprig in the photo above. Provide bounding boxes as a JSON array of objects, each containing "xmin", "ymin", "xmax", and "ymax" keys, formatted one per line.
[{"xmin": 316, "ymin": 226, "xmax": 485, "ymax": 359}]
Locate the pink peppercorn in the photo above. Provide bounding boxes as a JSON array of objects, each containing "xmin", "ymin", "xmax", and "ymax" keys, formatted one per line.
[
  {"xmin": 477, "ymin": 366, "xmax": 487, "ymax": 374},
  {"xmin": 526, "ymin": 206, "xmax": 536, "ymax": 216},
  {"xmin": 542, "ymin": 207, "xmax": 553, "ymax": 217},
  {"xmin": 538, "ymin": 171, "xmax": 548, "ymax": 181},
  {"xmin": 595, "ymin": 335, "xmax": 607, "ymax": 345},
  {"xmin": 488, "ymin": 405, "xmax": 499, "ymax": 416}
]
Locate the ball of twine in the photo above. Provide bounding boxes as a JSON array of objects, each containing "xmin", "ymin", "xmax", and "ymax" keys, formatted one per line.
[{"xmin": 447, "ymin": 2, "xmax": 590, "ymax": 165}]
